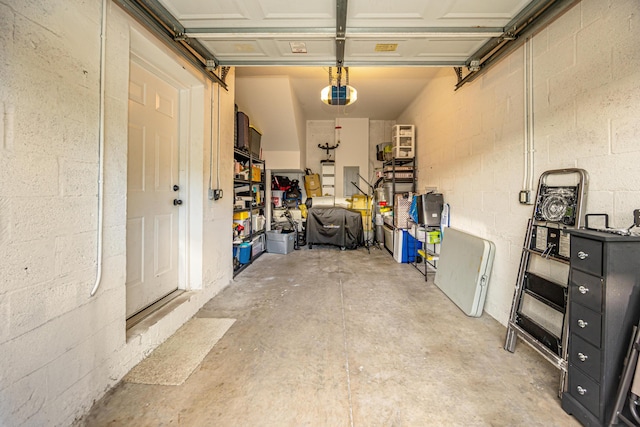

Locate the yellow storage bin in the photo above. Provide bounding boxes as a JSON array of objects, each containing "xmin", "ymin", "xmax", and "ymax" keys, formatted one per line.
[
  {"xmin": 350, "ymin": 194, "xmax": 370, "ymax": 210},
  {"xmin": 233, "ymin": 211, "xmax": 250, "ymax": 220},
  {"xmin": 426, "ymin": 231, "xmax": 441, "ymax": 244},
  {"xmin": 251, "ymin": 166, "xmax": 261, "ymax": 182}
]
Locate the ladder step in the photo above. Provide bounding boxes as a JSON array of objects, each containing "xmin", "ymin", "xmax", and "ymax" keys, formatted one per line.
[
  {"xmin": 524, "ymin": 248, "xmax": 570, "ymax": 264},
  {"xmin": 516, "ymin": 313, "xmax": 562, "ymax": 356},
  {"xmin": 524, "ymin": 272, "xmax": 567, "ymax": 312}
]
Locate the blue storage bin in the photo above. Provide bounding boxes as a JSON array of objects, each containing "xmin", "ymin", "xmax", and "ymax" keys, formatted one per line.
[
  {"xmin": 394, "ymin": 229, "xmax": 422, "ymax": 263},
  {"xmin": 239, "ymin": 242, "xmax": 251, "ymax": 264},
  {"xmin": 403, "ymin": 231, "xmax": 422, "ymax": 263}
]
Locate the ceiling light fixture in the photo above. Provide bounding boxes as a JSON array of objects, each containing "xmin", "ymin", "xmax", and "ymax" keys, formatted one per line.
[{"xmin": 320, "ymin": 66, "xmax": 357, "ymax": 106}]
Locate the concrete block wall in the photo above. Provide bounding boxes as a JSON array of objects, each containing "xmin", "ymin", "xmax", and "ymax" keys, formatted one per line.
[
  {"xmin": 397, "ymin": 0, "xmax": 640, "ymax": 325},
  {"xmin": 0, "ymin": 1, "xmax": 235, "ymax": 425},
  {"xmin": 306, "ymin": 120, "xmax": 336, "ymax": 175},
  {"xmin": 308, "ymin": 119, "xmax": 368, "ymax": 198},
  {"xmin": 306, "ymin": 119, "xmax": 395, "ymax": 183},
  {"xmin": 369, "ymin": 120, "xmax": 395, "ymax": 182}
]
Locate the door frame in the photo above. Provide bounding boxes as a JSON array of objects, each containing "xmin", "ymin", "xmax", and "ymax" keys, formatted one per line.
[{"xmin": 129, "ymin": 28, "xmax": 205, "ymax": 293}]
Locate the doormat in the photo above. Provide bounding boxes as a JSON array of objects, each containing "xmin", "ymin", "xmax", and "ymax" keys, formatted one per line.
[{"xmin": 124, "ymin": 317, "xmax": 236, "ymax": 386}]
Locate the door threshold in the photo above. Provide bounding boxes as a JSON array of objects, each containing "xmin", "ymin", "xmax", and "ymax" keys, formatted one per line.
[{"xmin": 126, "ymin": 290, "xmax": 185, "ymax": 330}]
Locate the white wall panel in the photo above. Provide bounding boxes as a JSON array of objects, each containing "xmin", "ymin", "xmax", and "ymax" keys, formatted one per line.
[{"xmin": 305, "ymin": 119, "xmax": 380, "ymax": 198}]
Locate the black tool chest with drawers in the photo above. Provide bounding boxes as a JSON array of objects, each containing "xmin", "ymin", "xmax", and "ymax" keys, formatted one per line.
[{"xmin": 561, "ymin": 229, "xmax": 640, "ymax": 426}]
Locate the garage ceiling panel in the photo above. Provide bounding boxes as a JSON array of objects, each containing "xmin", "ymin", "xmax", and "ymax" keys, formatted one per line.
[
  {"xmin": 347, "ymin": 0, "xmax": 532, "ymax": 26},
  {"xmin": 154, "ymin": 0, "xmax": 552, "ymax": 66},
  {"xmin": 118, "ymin": 0, "xmax": 576, "ymax": 119},
  {"xmin": 159, "ymin": 0, "xmax": 250, "ymax": 22},
  {"xmin": 159, "ymin": 0, "xmax": 336, "ymax": 28},
  {"xmin": 415, "ymin": 39, "xmax": 490, "ymax": 57},
  {"xmin": 273, "ymin": 39, "xmax": 335, "ymax": 58},
  {"xmin": 256, "ymin": 0, "xmax": 334, "ymax": 21},
  {"xmin": 150, "ymin": 0, "xmax": 569, "ymax": 67},
  {"xmin": 200, "ymin": 40, "xmax": 269, "ymax": 58},
  {"xmin": 201, "ymin": 38, "xmax": 336, "ymax": 63},
  {"xmin": 346, "ymin": 38, "xmax": 489, "ymax": 61},
  {"xmin": 441, "ymin": 0, "xmax": 533, "ymax": 20}
]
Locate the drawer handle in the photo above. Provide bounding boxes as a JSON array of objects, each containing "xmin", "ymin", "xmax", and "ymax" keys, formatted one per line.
[
  {"xmin": 577, "ymin": 352, "xmax": 588, "ymax": 362},
  {"xmin": 577, "ymin": 251, "xmax": 589, "ymax": 260},
  {"xmin": 577, "ymin": 386, "xmax": 587, "ymax": 395},
  {"xmin": 578, "ymin": 285, "xmax": 589, "ymax": 294},
  {"xmin": 578, "ymin": 319, "xmax": 588, "ymax": 328}
]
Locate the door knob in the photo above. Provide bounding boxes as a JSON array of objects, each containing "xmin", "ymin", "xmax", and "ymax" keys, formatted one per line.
[
  {"xmin": 173, "ymin": 199, "xmax": 183, "ymax": 206},
  {"xmin": 173, "ymin": 185, "xmax": 180, "ymax": 191}
]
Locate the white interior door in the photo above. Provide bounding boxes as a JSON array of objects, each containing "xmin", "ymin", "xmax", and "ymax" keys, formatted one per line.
[{"xmin": 126, "ymin": 60, "xmax": 181, "ymax": 318}]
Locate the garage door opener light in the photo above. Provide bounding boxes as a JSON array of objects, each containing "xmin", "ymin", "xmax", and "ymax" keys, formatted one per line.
[{"xmin": 321, "ymin": 67, "xmax": 357, "ymax": 106}]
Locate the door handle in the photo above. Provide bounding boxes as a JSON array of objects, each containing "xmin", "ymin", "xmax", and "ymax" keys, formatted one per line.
[
  {"xmin": 173, "ymin": 185, "xmax": 180, "ymax": 191},
  {"xmin": 173, "ymin": 199, "xmax": 183, "ymax": 206}
]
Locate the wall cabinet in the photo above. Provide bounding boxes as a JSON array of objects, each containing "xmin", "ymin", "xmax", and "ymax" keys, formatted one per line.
[{"xmin": 233, "ymin": 148, "xmax": 266, "ymax": 276}]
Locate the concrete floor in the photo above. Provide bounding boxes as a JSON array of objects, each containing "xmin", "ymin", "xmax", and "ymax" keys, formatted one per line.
[{"xmin": 81, "ymin": 246, "xmax": 579, "ymax": 426}]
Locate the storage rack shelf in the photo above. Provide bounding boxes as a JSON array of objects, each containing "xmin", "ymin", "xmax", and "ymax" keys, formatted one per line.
[
  {"xmin": 233, "ymin": 148, "xmax": 266, "ymax": 276},
  {"xmin": 382, "ymin": 157, "xmax": 415, "ymax": 230},
  {"xmin": 415, "ymin": 246, "xmax": 439, "ymax": 275},
  {"xmin": 236, "ymin": 229, "xmax": 265, "ymax": 242},
  {"xmin": 408, "ymin": 220, "xmax": 440, "ymax": 281},
  {"xmin": 380, "ymin": 124, "xmax": 417, "ymax": 261}
]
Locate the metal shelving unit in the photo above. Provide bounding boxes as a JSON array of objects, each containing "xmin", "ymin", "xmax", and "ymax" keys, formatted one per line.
[
  {"xmin": 380, "ymin": 125, "xmax": 416, "ymax": 258},
  {"xmin": 233, "ymin": 148, "xmax": 266, "ymax": 276},
  {"xmin": 408, "ymin": 220, "xmax": 439, "ymax": 281},
  {"xmin": 382, "ymin": 157, "xmax": 415, "ymax": 229}
]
